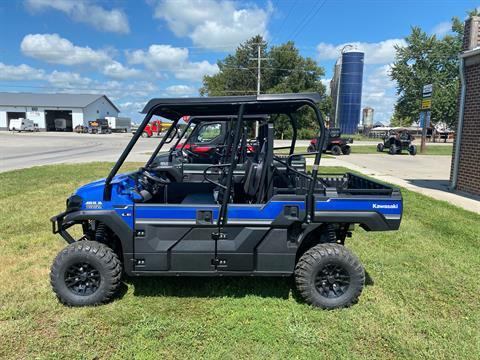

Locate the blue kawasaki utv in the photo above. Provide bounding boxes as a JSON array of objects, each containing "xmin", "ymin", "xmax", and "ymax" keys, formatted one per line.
[{"xmin": 50, "ymin": 93, "xmax": 402, "ymax": 309}]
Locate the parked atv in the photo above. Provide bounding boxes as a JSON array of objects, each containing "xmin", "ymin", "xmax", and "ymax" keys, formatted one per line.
[
  {"xmin": 307, "ymin": 128, "xmax": 352, "ymax": 155},
  {"xmin": 74, "ymin": 125, "xmax": 88, "ymax": 133},
  {"xmin": 377, "ymin": 129, "xmax": 416, "ymax": 155}
]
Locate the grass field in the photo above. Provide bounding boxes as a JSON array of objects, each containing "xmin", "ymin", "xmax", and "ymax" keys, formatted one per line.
[
  {"xmin": 1, "ymin": 163, "xmax": 479, "ymax": 359},
  {"xmin": 350, "ymin": 144, "xmax": 453, "ymax": 156}
]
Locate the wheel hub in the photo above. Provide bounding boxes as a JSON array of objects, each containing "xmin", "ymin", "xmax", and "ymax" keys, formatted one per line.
[
  {"xmin": 64, "ymin": 263, "xmax": 101, "ymax": 296},
  {"xmin": 314, "ymin": 263, "xmax": 350, "ymax": 298}
]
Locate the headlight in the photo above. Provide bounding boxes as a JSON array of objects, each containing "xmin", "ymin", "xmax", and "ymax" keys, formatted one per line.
[{"xmin": 66, "ymin": 195, "xmax": 82, "ymax": 212}]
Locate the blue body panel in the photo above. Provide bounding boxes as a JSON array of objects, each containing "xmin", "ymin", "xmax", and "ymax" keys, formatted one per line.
[{"xmin": 71, "ymin": 173, "xmax": 401, "ymax": 229}]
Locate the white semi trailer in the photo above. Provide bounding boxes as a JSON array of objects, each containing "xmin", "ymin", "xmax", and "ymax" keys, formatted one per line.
[{"xmin": 106, "ymin": 117, "xmax": 131, "ymax": 133}]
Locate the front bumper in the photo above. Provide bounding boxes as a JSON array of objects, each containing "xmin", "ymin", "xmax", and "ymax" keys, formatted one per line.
[{"xmin": 50, "ymin": 211, "xmax": 76, "ymax": 243}]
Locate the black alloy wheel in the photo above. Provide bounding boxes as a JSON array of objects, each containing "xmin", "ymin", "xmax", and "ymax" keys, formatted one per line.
[{"xmin": 64, "ymin": 262, "xmax": 101, "ymax": 296}]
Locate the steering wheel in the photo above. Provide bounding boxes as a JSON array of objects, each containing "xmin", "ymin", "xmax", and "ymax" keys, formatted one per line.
[
  {"xmin": 183, "ymin": 147, "xmax": 201, "ymax": 159},
  {"xmin": 140, "ymin": 167, "xmax": 171, "ymax": 184}
]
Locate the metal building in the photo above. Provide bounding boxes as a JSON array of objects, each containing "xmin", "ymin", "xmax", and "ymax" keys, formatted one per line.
[
  {"xmin": 330, "ymin": 48, "xmax": 364, "ymax": 134},
  {"xmin": 0, "ymin": 93, "xmax": 119, "ymax": 131}
]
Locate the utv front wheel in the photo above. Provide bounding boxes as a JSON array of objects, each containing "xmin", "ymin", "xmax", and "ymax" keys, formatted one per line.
[
  {"xmin": 342, "ymin": 145, "xmax": 351, "ymax": 155},
  {"xmin": 50, "ymin": 240, "xmax": 122, "ymax": 306},
  {"xmin": 331, "ymin": 145, "xmax": 342, "ymax": 156},
  {"xmin": 295, "ymin": 244, "xmax": 365, "ymax": 309}
]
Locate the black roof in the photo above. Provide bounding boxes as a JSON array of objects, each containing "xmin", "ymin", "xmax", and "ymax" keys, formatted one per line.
[
  {"xmin": 188, "ymin": 114, "xmax": 269, "ymax": 124},
  {"xmin": 141, "ymin": 93, "xmax": 321, "ymax": 120}
]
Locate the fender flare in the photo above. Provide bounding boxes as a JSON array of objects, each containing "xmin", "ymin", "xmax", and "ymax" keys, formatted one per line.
[{"xmin": 63, "ymin": 210, "xmax": 133, "ymax": 253}]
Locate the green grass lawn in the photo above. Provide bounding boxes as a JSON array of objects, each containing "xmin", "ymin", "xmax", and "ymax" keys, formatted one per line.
[
  {"xmin": 1, "ymin": 163, "xmax": 479, "ymax": 359},
  {"xmin": 350, "ymin": 144, "xmax": 453, "ymax": 156}
]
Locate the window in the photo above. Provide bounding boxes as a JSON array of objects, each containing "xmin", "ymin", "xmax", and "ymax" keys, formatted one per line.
[{"xmin": 195, "ymin": 123, "xmax": 222, "ymax": 143}]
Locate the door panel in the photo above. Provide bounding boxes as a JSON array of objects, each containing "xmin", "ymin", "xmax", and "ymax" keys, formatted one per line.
[
  {"xmin": 216, "ymin": 227, "xmax": 269, "ymax": 271},
  {"xmin": 134, "ymin": 204, "xmax": 219, "ymax": 272}
]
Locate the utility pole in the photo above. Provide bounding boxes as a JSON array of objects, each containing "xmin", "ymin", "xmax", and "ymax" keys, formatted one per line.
[
  {"xmin": 256, "ymin": 44, "xmax": 261, "ymax": 96},
  {"xmin": 250, "ymin": 43, "xmax": 269, "ymax": 137}
]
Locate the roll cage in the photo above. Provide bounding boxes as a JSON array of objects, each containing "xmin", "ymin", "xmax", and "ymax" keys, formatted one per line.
[{"xmin": 103, "ymin": 93, "xmax": 326, "ymax": 225}]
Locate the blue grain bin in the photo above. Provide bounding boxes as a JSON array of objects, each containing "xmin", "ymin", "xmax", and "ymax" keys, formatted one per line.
[{"xmin": 338, "ymin": 51, "xmax": 364, "ymax": 134}]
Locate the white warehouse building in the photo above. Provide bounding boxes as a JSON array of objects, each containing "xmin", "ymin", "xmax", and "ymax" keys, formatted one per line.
[{"xmin": 0, "ymin": 92, "xmax": 119, "ymax": 131}]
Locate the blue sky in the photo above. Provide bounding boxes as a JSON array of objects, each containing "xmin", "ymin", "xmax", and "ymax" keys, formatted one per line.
[{"xmin": 0, "ymin": 0, "xmax": 478, "ymax": 123}]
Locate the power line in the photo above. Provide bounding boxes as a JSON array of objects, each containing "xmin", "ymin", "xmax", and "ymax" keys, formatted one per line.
[
  {"xmin": 291, "ymin": 0, "xmax": 328, "ymax": 40},
  {"xmin": 0, "ymin": 82, "xmax": 259, "ymax": 94},
  {"xmin": 277, "ymin": 0, "xmax": 298, "ymax": 42}
]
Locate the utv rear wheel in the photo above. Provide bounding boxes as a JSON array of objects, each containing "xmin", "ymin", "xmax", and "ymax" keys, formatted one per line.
[
  {"xmin": 409, "ymin": 144, "xmax": 417, "ymax": 155},
  {"xmin": 295, "ymin": 244, "xmax": 365, "ymax": 309},
  {"xmin": 342, "ymin": 145, "xmax": 351, "ymax": 155},
  {"xmin": 331, "ymin": 145, "xmax": 342, "ymax": 156},
  {"xmin": 50, "ymin": 240, "xmax": 122, "ymax": 307}
]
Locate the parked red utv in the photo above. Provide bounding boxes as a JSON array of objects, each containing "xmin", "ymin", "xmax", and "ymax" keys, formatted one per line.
[{"xmin": 307, "ymin": 128, "xmax": 352, "ymax": 155}]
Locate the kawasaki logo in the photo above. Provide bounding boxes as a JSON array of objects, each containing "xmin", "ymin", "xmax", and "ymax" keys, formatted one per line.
[{"xmin": 372, "ymin": 203, "xmax": 398, "ymax": 209}]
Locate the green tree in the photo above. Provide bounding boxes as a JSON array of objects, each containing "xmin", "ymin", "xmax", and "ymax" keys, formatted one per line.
[
  {"xmin": 390, "ymin": 18, "xmax": 463, "ymax": 128},
  {"xmin": 200, "ymin": 36, "xmax": 327, "ymax": 138}
]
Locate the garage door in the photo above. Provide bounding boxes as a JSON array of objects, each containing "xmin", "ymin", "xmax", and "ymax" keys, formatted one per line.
[
  {"xmin": 45, "ymin": 110, "xmax": 73, "ymax": 132},
  {"xmin": 7, "ymin": 112, "xmax": 26, "ymax": 129}
]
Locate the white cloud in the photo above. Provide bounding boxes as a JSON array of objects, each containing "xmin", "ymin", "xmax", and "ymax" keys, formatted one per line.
[
  {"xmin": 321, "ymin": 78, "xmax": 331, "ymax": 95},
  {"xmin": 127, "ymin": 44, "xmax": 218, "ymax": 82},
  {"xmin": 432, "ymin": 21, "xmax": 451, "ymax": 37},
  {"xmin": 175, "ymin": 61, "xmax": 218, "ymax": 82},
  {"xmin": 21, "ymin": 34, "xmax": 141, "ymax": 80},
  {"xmin": 25, "ymin": 0, "xmax": 130, "ymax": 34},
  {"xmin": 127, "ymin": 45, "xmax": 189, "ymax": 70},
  {"xmin": 21, "ymin": 33, "xmax": 111, "ymax": 66},
  {"xmin": 119, "ymin": 101, "xmax": 146, "ymax": 114},
  {"xmin": 165, "ymin": 84, "xmax": 197, "ymax": 96},
  {"xmin": 102, "ymin": 61, "xmax": 142, "ymax": 80},
  {"xmin": 150, "ymin": 0, "xmax": 272, "ymax": 50},
  {"xmin": 47, "ymin": 70, "xmax": 93, "ymax": 88},
  {"xmin": 317, "ymin": 39, "xmax": 407, "ymax": 64},
  {"xmin": 361, "ymin": 64, "xmax": 397, "ymax": 124},
  {"xmin": 0, "ymin": 63, "xmax": 45, "ymax": 81}
]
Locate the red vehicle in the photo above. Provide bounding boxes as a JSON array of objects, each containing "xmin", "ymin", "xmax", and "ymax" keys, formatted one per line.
[
  {"xmin": 173, "ymin": 118, "xmax": 256, "ymax": 163},
  {"xmin": 307, "ymin": 128, "xmax": 352, "ymax": 155},
  {"xmin": 141, "ymin": 120, "xmax": 164, "ymax": 137}
]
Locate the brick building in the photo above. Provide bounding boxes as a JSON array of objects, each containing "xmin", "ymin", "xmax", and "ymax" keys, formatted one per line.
[{"xmin": 450, "ymin": 16, "xmax": 480, "ymax": 196}]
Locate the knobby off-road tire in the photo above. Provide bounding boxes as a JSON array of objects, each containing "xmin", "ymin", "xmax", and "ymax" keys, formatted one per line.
[
  {"xmin": 295, "ymin": 243, "xmax": 365, "ymax": 309},
  {"xmin": 377, "ymin": 143, "xmax": 384, "ymax": 152},
  {"xmin": 331, "ymin": 145, "xmax": 342, "ymax": 156},
  {"xmin": 409, "ymin": 144, "xmax": 417, "ymax": 156},
  {"xmin": 342, "ymin": 145, "xmax": 351, "ymax": 155},
  {"xmin": 50, "ymin": 240, "xmax": 122, "ymax": 307}
]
